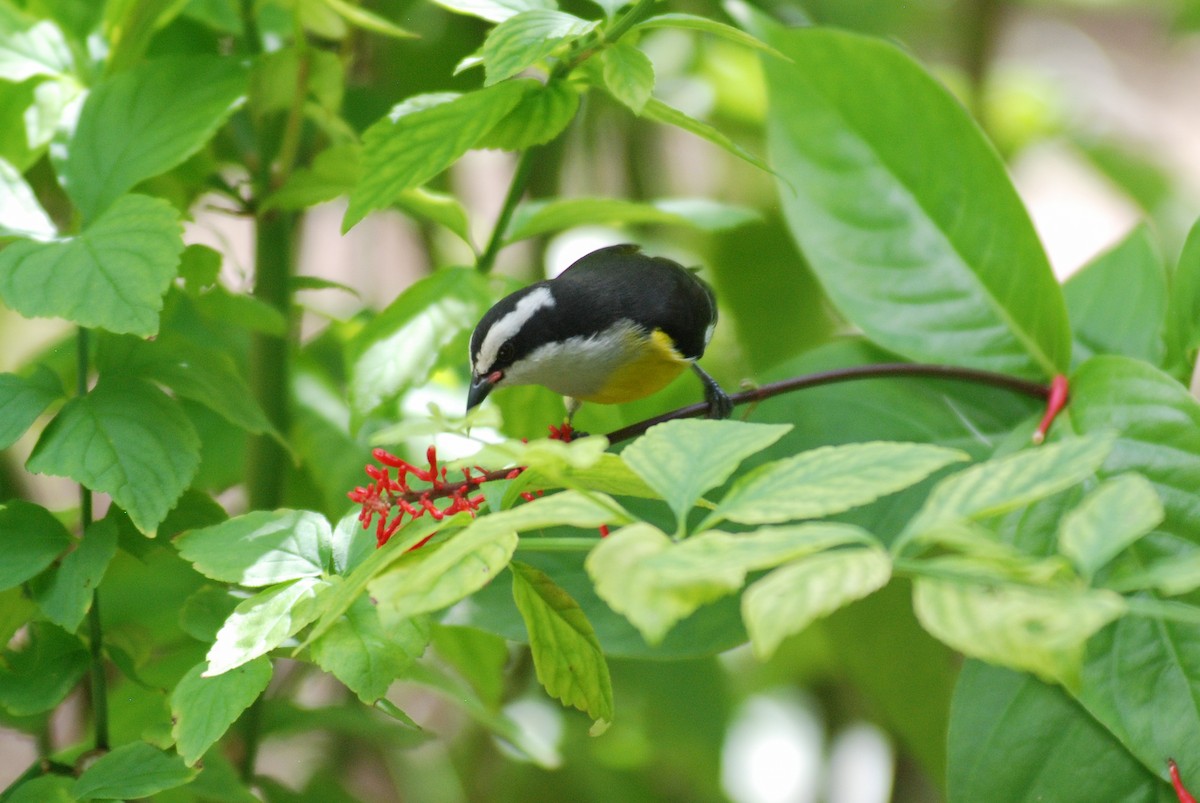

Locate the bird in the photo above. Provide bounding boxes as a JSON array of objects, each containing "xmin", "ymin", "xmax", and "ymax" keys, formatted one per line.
[{"xmin": 467, "ymin": 244, "xmax": 732, "ymax": 426}]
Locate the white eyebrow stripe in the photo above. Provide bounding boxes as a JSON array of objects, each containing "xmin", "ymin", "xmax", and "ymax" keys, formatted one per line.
[{"xmin": 475, "ymin": 286, "xmax": 556, "ymax": 373}]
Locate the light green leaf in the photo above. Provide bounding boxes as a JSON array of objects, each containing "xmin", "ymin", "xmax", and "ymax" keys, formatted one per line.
[
  {"xmin": 763, "ymin": 26, "xmax": 1068, "ymax": 379},
  {"xmin": 621, "ymin": 419, "xmax": 791, "ymax": 531},
  {"xmin": 176, "ymin": 509, "xmax": 331, "ymax": 587},
  {"xmin": 0, "ymin": 366, "xmax": 61, "ymax": 450},
  {"xmin": 72, "ymin": 742, "xmax": 197, "ymax": 800},
  {"xmin": 1111, "ymin": 548, "xmax": 1200, "ymax": 597},
  {"xmin": 511, "ymin": 561, "xmax": 613, "ymax": 723},
  {"xmin": 912, "ymin": 564, "xmax": 1126, "ymax": 683},
  {"xmin": 477, "ymin": 79, "xmax": 580, "ymax": 151},
  {"xmin": 61, "ymin": 55, "xmax": 248, "ymax": 221},
  {"xmin": 0, "ymin": 623, "xmax": 88, "ymax": 715},
  {"xmin": 0, "ymin": 158, "xmax": 56, "ymax": 239},
  {"xmin": 31, "ymin": 518, "xmax": 118, "ymax": 632},
  {"xmin": 322, "ymin": 0, "xmax": 415, "ymax": 38},
  {"xmin": 519, "ymin": 453, "xmax": 657, "ymax": 500},
  {"xmin": 171, "ymin": 657, "xmax": 273, "ymax": 765},
  {"xmin": 310, "ymin": 597, "xmax": 428, "ymax": 703},
  {"xmin": 0, "ymin": 19, "xmax": 73, "ymax": 82},
  {"xmin": 585, "ymin": 521, "xmax": 867, "ymax": 644},
  {"xmin": 1166, "ymin": 216, "xmax": 1200, "ymax": 376},
  {"xmin": 428, "ymin": 0, "xmax": 555, "ymax": 23},
  {"xmin": 709, "ymin": 441, "xmax": 967, "ymax": 528},
  {"xmin": 368, "ymin": 524, "xmax": 519, "ymax": 628},
  {"xmin": 27, "ymin": 375, "xmax": 199, "ymax": 534},
  {"xmin": 330, "ymin": 511, "xmax": 374, "ymax": 576},
  {"xmin": 634, "ymin": 13, "xmax": 784, "ymax": 58},
  {"xmin": 0, "ymin": 500, "xmax": 71, "ymax": 592},
  {"xmin": 902, "ymin": 435, "xmax": 1115, "ymax": 544},
  {"xmin": 262, "ymin": 142, "xmax": 357, "ymax": 211},
  {"xmin": 600, "ymin": 40, "xmax": 653, "ymax": 113},
  {"xmin": 641, "ymin": 96, "xmax": 773, "ymax": 175},
  {"xmin": 1058, "ymin": 474, "xmax": 1163, "ymax": 579},
  {"xmin": 205, "ymin": 576, "xmax": 328, "ymax": 676},
  {"xmin": 1064, "ymin": 224, "xmax": 1166, "ymax": 367},
  {"xmin": 0, "ymin": 587, "xmax": 36, "ymax": 650},
  {"xmin": 395, "ymin": 187, "xmax": 474, "ymax": 247},
  {"xmin": 743, "ymin": 546, "xmax": 892, "ymax": 660},
  {"xmin": 347, "ymin": 267, "xmax": 491, "ymax": 419},
  {"xmin": 0, "ymin": 194, "xmax": 184, "ymax": 336},
  {"xmin": 504, "ymin": 196, "xmax": 758, "ymax": 244},
  {"xmin": 345, "ymin": 81, "xmax": 533, "ymax": 230},
  {"xmin": 481, "ymin": 488, "xmax": 629, "ymax": 535},
  {"xmin": 482, "ymin": 10, "xmax": 596, "ymax": 86}
]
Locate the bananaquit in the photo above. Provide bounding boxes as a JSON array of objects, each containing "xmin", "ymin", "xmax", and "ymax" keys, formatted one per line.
[{"xmin": 467, "ymin": 244, "xmax": 732, "ymax": 423}]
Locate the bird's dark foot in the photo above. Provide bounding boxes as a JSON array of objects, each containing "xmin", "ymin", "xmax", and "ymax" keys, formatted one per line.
[
  {"xmin": 693, "ymin": 364, "xmax": 733, "ymax": 420},
  {"xmin": 549, "ymin": 422, "xmax": 587, "ymax": 441}
]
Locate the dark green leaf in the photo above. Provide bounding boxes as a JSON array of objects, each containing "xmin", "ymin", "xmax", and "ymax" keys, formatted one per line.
[
  {"xmin": 0, "ymin": 194, "xmax": 184, "ymax": 336},
  {"xmin": 262, "ymin": 143, "xmax": 357, "ymax": 212},
  {"xmin": 171, "ymin": 657, "xmax": 273, "ymax": 765},
  {"xmin": 345, "ymin": 82, "xmax": 534, "ymax": 230},
  {"xmin": 0, "ymin": 499, "xmax": 72, "ymax": 591},
  {"xmin": 178, "ymin": 243, "xmax": 221, "ymax": 291},
  {"xmin": 27, "ymin": 375, "xmax": 200, "ymax": 534},
  {"xmin": 180, "ymin": 585, "xmax": 242, "ymax": 643},
  {"xmin": 431, "ymin": 624, "xmax": 508, "ymax": 707},
  {"xmin": 0, "ymin": 365, "xmax": 61, "ymax": 449},
  {"xmin": 477, "ymin": 79, "xmax": 579, "ymax": 150},
  {"xmin": 176, "ymin": 509, "xmax": 331, "ymax": 587},
  {"xmin": 0, "ymin": 622, "xmax": 88, "ymax": 715},
  {"xmin": 949, "ymin": 661, "xmax": 1172, "ymax": 803},
  {"xmin": 72, "ymin": 742, "xmax": 198, "ymax": 800},
  {"xmin": 511, "ymin": 561, "xmax": 613, "ymax": 723},
  {"xmin": 5, "ymin": 775, "xmax": 75, "ymax": 803},
  {"xmin": 763, "ymin": 26, "xmax": 1068, "ymax": 379},
  {"xmin": 482, "ymin": 10, "xmax": 595, "ymax": 86},
  {"xmin": 1064, "ymin": 224, "xmax": 1166, "ymax": 366},
  {"xmin": 1166, "ymin": 216, "xmax": 1200, "ymax": 376},
  {"xmin": 309, "ymin": 597, "xmax": 427, "ymax": 703},
  {"xmin": 31, "ymin": 517, "xmax": 118, "ymax": 632},
  {"xmin": 641, "ymin": 97, "xmax": 773, "ymax": 175},
  {"xmin": 61, "ymin": 55, "xmax": 248, "ymax": 221}
]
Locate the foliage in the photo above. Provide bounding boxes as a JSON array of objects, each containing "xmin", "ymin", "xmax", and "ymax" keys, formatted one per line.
[{"xmin": 0, "ymin": 0, "xmax": 1196, "ymax": 801}]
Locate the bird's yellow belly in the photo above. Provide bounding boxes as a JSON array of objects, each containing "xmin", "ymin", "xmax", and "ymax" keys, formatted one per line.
[{"xmin": 573, "ymin": 329, "xmax": 690, "ymax": 404}]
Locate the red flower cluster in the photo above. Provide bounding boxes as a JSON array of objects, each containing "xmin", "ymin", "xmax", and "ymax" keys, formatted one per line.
[{"xmin": 348, "ymin": 446, "xmax": 523, "ymax": 547}]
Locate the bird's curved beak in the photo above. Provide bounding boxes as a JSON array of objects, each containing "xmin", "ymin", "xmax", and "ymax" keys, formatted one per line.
[{"xmin": 467, "ymin": 371, "xmax": 501, "ymax": 412}]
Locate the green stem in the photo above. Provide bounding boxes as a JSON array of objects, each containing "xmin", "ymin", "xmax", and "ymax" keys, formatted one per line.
[
  {"xmin": 475, "ymin": 147, "xmax": 537, "ymax": 274},
  {"xmin": 239, "ymin": 696, "xmax": 264, "ymax": 783},
  {"xmin": 77, "ymin": 327, "xmax": 108, "ymax": 751}
]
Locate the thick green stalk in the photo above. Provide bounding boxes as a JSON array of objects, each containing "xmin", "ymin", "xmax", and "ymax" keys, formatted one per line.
[{"xmin": 78, "ymin": 327, "xmax": 109, "ymax": 751}]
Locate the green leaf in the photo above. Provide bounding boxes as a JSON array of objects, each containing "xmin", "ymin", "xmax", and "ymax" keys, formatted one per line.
[
  {"xmin": 0, "ymin": 194, "xmax": 184, "ymax": 336},
  {"xmin": 709, "ymin": 441, "xmax": 967, "ymax": 528},
  {"xmin": 347, "ymin": 267, "xmax": 491, "ymax": 418},
  {"xmin": 171, "ymin": 657, "xmax": 273, "ymax": 765},
  {"xmin": 0, "ymin": 586, "xmax": 37, "ymax": 649},
  {"xmin": 0, "ymin": 500, "xmax": 72, "ymax": 592},
  {"xmin": 1064, "ymin": 224, "xmax": 1166, "ymax": 367},
  {"xmin": 31, "ymin": 518, "xmax": 118, "ymax": 632},
  {"xmin": 1166, "ymin": 216, "xmax": 1200, "ymax": 376},
  {"xmin": 902, "ymin": 435, "xmax": 1115, "ymax": 544},
  {"xmin": 205, "ymin": 576, "xmax": 328, "ymax": 676},
  {"xmin": 72, "ymin": 741, "xmax": 198, "ymax": 800},
  {"xmin": 176, "ymin": 509, "xmax": 331, "ymax": 587},
  {"xmin": 620, "ymin": 419, "xmax": 791, "ymax": 531},
  {"xmin": 309, "ymin": 597, "xmax": 428, "ymax": 703},
  {"xmin": 1070, "ymin": 356, "xmax": 1200, "ymax": 541},
  {"xmin": 482, "ymin": 10, "xmax": 596, "ymax": 86},
  {"xmin": 27, "ymin": 375, "xmax": 199, "ymax": 534},
  {"xmin": 585, "ymin": 521, "xmax": 868, "ymax": 644},
  {"xmin": 427, "ymin": 0, "xmax": 554, "ymax": 23},
  {"xmin": 0, "ymin": 158, "xmax": 56, "ymax": 239},
  {"xmin": 511, "ymin": 561, "xmax": 613, "ymax": 723},
  {"xmin": 641, "ymin": 97, "xmax": 773, "ymax": 175},
  {"xmin": 61, "ymin": 55, "xmax": 248, "ymax": 221},
  {"xmin": 180, "ymin": 584, "xmax": 242, "ymax": 642},
  {"xmin": 0, "ymin": 622, "xmax": 88, "ymax": 715},
  {"xmin": 948, "ymin": 662, "xmax": 1170, "ymax": 803},
  {"xmin": 476, "ymin": 79, "xmax": 580, "ymax": 151},
  {"xmin": 321, "ymin": 0, "xmax": 415, "ymax": 37},
  {"xmin": 519, "ymin": 452, "xmax": 657, "ymax": 500},
  {"xmin": 743, "ymin": 546, "xmax": 891, "ymax": 660},
  {"xmin": 600, "ymin": 39, "xmax": 653, "ymax": 113},
  {"xmin": 329, "ymin": 511, "xmax": 374, "ymax": 576},
  {"xmin": 262, "ymin": 142, "xmax": 357, "ymax": 212},
  {"xmin": 504, "ymin": 196, "xmax": 758, "ymax": 244},
  {"xmin": 0, "ymin": 19, "xmax": 73, "ymax": 82},
  {"xmin": 1058, "ymin": 474, "xmax": 1163, "ymax": 579},
  {"xmin": 432, "ymin": 624, "xmax": 508, "ymax": 707},
  {"xmin": 5, "ymin": 775, "xmax": 76, "ymax": 803},
  {"xmin": 178, "ymin": 243, "xmax": 221, "ymax": 291},
  {"xmin": 368, "ymin": 524, "xmax": 519, "ymax": 629},
  {"xmin": 912, "ymin": 564, "xmax": 1126, "ymax": 683},
  {"xmin": 0, "ymin": 366, "xmax": 61, "ymax": 450},
  {"xmin": 634, "ymin": 13, "xmax": 784, "ymax": 59},
  {"xmin": 345, "ymin": 82, "xmax": 533, "ymax": 230},
  {"xmin": 763, "ymin": 26, "xmax": 1068, "ymax": 379},
  {"xmin": 395, "ymin": 187, "xmax": 474, "ymax": 247}
]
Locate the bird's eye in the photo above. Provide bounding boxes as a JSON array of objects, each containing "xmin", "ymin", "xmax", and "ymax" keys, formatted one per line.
[{"xmin": 496, "ymin": 342, "xmax": 515, "ymax": 365}]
